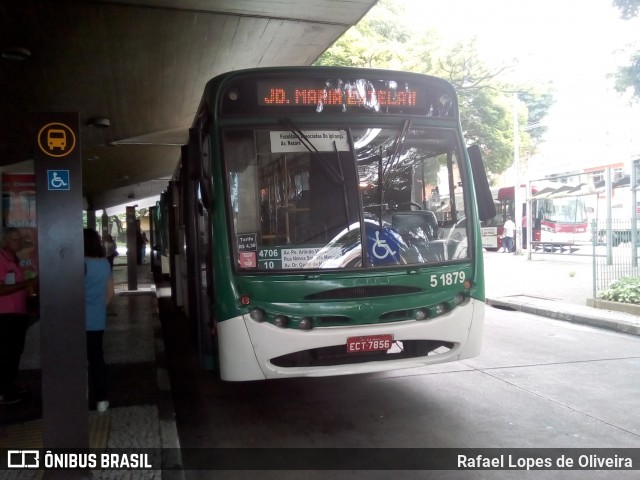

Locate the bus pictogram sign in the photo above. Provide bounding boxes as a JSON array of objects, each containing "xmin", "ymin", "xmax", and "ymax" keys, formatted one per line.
[{"xmin": 37, "ymin": 122, "xmax": 77, "ymax": 158}]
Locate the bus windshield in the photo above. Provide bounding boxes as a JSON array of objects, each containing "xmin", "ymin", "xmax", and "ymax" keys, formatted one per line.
[
  {"xmin": 538, "ymin": 196, "xmax": 589, "ymax": 224},
  {"xmin": 224, "ymin": 125, "xmax": 469, "ymax": 271}
]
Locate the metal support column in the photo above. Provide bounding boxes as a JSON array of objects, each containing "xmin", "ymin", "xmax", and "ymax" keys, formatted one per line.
[
  {"xmin": 526, "ymin": 179, "xmax": 533, "ymax": 260},
  {"xmin": 631, "ymin": 159, "xmax": 638, "ymax": 267},
  {"xmin": 86, "ymin": 209, "xmax": 96, "ymax": 230},
  {"xmin": 126, "ymin": 206, "xmax": 137, "ymax": 290},
  {"xmin": 33, "ymin": 113, "xmax": 90, "ymax": 468},
  {"xmin": 149, "ymin": 205, "xmax": 159, "ymax": 272},
  {"xmin": 606, "ymin": 167, "xmax": 613, "ymax": 265},
  {"xmin": 101, "ymin": 210, "xmax": 109, "ymax": 240}
]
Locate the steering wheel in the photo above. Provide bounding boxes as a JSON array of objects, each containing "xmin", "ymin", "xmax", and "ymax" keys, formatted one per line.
[{"xmin": 409, "ymin": 202, "xmax": 423, "ymax": 210}]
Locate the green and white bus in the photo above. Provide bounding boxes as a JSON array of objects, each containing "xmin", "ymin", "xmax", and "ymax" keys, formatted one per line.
[{"xmin": 159, "ymin": 67, "xmax": 495, "ymax": 381}]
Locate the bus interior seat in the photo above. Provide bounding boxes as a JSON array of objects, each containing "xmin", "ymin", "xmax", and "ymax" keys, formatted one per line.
[
  {"xmin": 293, "ymin": 221, "xmax": 327, "ymax": 244},
  {"xmin": 392, "ymin": 211, "xmax": 439, "ymax": 241}
]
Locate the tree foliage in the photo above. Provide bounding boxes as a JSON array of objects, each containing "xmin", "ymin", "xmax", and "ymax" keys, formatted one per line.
[
  {"xmin": 315, "ymin": 0, "xmax": 554, "ymax": 177},
  {"xmin": 613, "ymin": 0, "xmax": 640, "ymax": 19},
  {"xmin": 614, "ymin": 52, "xmax": 640, "ymax": 99},
  {"xmin": 612, "ymin": 0, "xmax": 640, "ymax": 100}
]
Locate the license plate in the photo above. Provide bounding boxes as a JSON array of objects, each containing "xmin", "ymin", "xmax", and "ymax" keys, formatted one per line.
[{"xmin": 346, "ymin": 334, "xmax": 393, "ymax": 353}]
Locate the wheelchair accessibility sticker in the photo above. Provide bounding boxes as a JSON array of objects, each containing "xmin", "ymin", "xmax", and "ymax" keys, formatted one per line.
[
  {"xmin": 37, "ymin": 122, "xmax": 77, "ymax": 158},
  {"xmin": 371, "ymin": 230, "xmax": 397, "ymax": 260},
  {"xmin": 47, "ymin": 170, "xmax": 70, "ymax": 191},
  {"xmin": 365, "ymin": 226, "xmax": 403, "ymax": 266}
]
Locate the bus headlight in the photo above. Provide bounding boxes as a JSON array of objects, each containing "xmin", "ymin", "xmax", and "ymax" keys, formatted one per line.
[
  {"xmin": 249, "ymin": 308, "xmax": 265, "ymax": 322},
  {"xmin": 274, "ymin": 315, "xmax": 289, "ymax": 328},
  {"xmin": 435, "ymin": 303, "xmax": 448, "ymax": 315},
  {"xmin": 415, "ymin": 308, "xmax": 429, "ymax": 321},
  {"xmin": 298, "ymin": 317, "xmax": 313, "ymax": 330}
]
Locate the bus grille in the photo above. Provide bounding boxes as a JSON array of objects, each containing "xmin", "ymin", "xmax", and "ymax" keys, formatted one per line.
[
  {"xmin": 305, "ymin": 285, "xmax": 422, "ymax": 300},
  {"xmin": 379, "ymin": 310, "xmax": 412, "ymax": 321},
  {"xmin": 314, "ymin": 313, "xmax": 411, "ymax": 326},
  {"xmin": 317, "ymin": 316, "xmax": 352, "ymax": 326},
  {"xmin": 270, "ymin": 340, "xmax": 453, "ymax": 368}
]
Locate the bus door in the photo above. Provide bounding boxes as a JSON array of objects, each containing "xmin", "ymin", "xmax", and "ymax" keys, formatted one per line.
[
  {"xmin": 184, "ymin": 128, "xmax": 217, "ymax": 370},
  {"xmin": 195, "ymin": 179, "xmax": 216, "ymax": 370}
]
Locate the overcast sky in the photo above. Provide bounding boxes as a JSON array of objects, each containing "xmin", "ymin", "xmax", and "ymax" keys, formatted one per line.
[{"xmin": 406, "ymin": 0, "xmax": 640, "ymax": 176}]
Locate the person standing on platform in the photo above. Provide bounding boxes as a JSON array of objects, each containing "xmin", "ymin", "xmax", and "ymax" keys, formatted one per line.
[
  {"xmin": 84, "ymin": 228, "xmax": 114, "ymax": 413},
  {"xmin": 0, "ymin": 227, "xmax": 36, "ymax": 405},
  {"xmin": 501, "ymin": 215, "xmax": 516, "ymax": 253},
  {"xmin": 140, "ymin": 232, "xmax": 149, "ymax": 263},
  {"xmin": 103, "ymin": 234, "xmax": 118, "ymax": 270},
  {"xmin": 135, "ymin": 221, "xmax": 143, "ymax": 265}
]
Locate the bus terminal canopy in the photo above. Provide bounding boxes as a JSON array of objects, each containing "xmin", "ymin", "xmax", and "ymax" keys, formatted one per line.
[{"xmin": 0, "ymin": 0, "xmax": 378, "ymax": 212}]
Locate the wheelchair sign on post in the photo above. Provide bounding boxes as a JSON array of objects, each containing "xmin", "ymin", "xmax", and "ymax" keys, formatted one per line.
[{"xmin": 47, "ymin": 170, "xmax": 70, "ymax": 191}]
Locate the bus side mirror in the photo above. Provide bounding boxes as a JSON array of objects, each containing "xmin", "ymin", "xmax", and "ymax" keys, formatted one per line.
[{"xmin": 467, "ymin": 145, "xmax": 496, "ymax": 222}]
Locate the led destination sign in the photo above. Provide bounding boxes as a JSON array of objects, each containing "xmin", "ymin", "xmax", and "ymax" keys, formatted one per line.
[
  {"xmin": 258, "ymin": 81, "xmax": 418, "ymax": 108},
  {"xmin": 220, "ymin": 74, "xmax": 456, "ymax": 117}
]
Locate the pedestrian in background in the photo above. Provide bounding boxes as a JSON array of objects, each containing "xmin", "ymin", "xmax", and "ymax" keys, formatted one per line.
[
  {"xmin": 103, "ymin": 234, "xmax": 118, "ymax": 270},
  {"xmin": 84, "ymin": 228, "xmax": 114, "ymax": 413},
  {"xmin": 135, "ymin": 220, "xmax": 143, "ymax": 265},
  {"xmin": 140, "ymin": 232, "xmax": 149, "ymax": 263},
  {"xmin": 501, "ymin": 215, "xmax": 516, "ymax": 253},
  {"xmin": 0, "ymin": 227, "xmax": 37, "ymax": 404}
]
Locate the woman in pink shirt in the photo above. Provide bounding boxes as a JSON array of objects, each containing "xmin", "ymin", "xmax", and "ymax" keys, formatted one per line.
[{"xmin": 0, "ymin": 227, "xmax": 37, "ymax": 404}]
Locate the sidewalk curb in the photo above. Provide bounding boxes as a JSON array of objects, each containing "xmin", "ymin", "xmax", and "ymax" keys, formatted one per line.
[
  {"xmin": 587, "ymin": 298, "xmax": 640, "ymax": 316},
  {"xmin": 486, "ymin": 297, "xmax": 640, "ymax": 337},
  {"xmin": 153, "ymin": 300, "xmax": 185, "ymax": 479}
]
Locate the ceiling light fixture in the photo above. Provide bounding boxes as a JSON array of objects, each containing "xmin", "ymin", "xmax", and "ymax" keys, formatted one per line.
[
  {"xmin": 1, "ymin": 47, "xmax": 31, "ymax": 61},
  {"xmin": 88, "ymin": 117, "xmax": 111, "ymax": 128}
]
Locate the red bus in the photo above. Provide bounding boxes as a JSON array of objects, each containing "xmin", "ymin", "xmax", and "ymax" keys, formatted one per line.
[{"xmin": 484, "ymin": 182, "xmax": 589, "ymax": 251}]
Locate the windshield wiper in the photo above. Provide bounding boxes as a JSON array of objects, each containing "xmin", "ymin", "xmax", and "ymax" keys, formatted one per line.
[
  {"xmin": 376, "ymin": 120, "xmax": 411, "ymax": 229},
  {"xmin": 279, "ymin": 118, "xmax": 343, "ymax": 185},
  {"xmin": 279, "ymin": 117, "xmax": 353, "ymax": 233},
  {"xmin": 333, "ymin": 139, "xmax": 351, "ymax": 228},
  {"xmin": 383, "ymin": 119, "xmax": 411, "ymax": 179}
]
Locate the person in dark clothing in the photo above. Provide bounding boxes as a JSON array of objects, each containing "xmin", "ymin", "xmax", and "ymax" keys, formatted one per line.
[
  {"xmin": 135, "ymin": 221, "xmax": 143, "ymax": 265},
  {"xmin": 103, "ymin": 234, "xmax": 118, "ymax": 270}
]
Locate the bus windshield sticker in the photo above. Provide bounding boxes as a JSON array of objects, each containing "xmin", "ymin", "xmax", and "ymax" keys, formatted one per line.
[
  {"xmin": 239, "ymin": 251, "xmax": 257, "ymax": 268},
  {"xmin": 270, "ymin": 130, "xmax": 349, "ymax": 153},
  {"xmin": 257, "ymin": 246, "xmax": 342, "ymax": 270},
  {"xmin": 237, "ymin": 233, "xmax": 257, "ymax": 251}
]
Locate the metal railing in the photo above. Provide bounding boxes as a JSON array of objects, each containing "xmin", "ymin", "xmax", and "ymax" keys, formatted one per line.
[{"xmin": 592, "ymin": 218, "xmax": 640, "ymax": 298}]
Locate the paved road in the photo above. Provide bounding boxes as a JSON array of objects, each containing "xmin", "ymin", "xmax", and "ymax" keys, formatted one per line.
[
  {"xmin": 483, "ymin": 250, "xmax": 594, "ymax": 306},
  {"xmin": 161, "ymin": 295, "xmax": 640, "ymax": 479}
]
